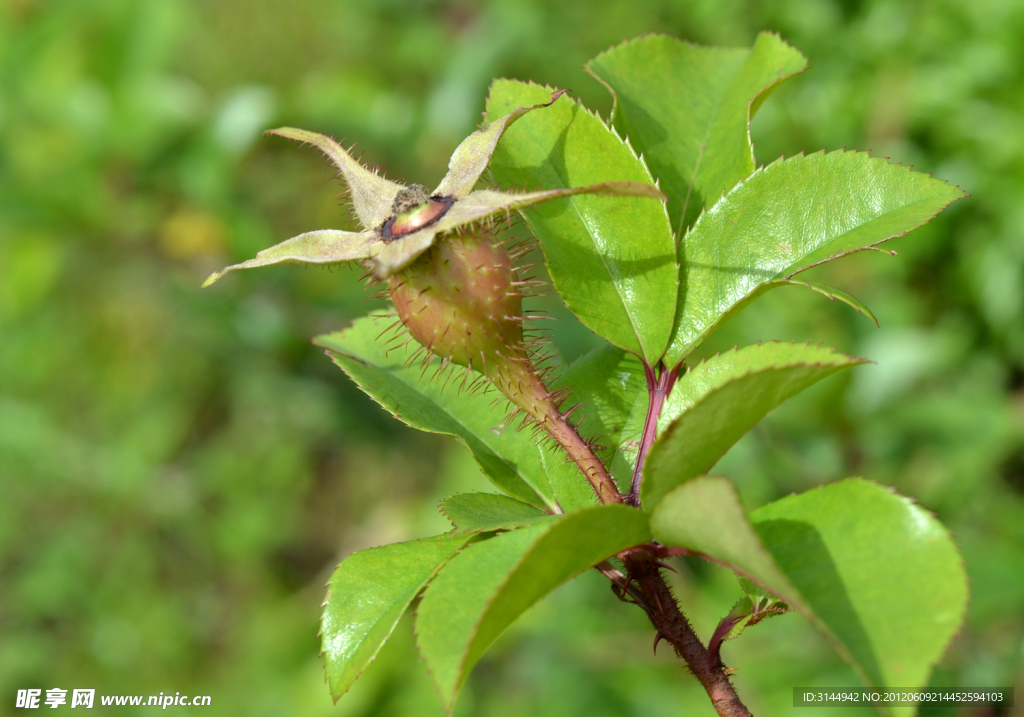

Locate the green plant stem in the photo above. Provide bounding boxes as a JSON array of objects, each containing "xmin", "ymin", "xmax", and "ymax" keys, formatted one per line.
[
  {"xmin": 628, "ymin": 362, "xmax": 679, "ymax": 506},
  {"xmin": 545, "ymin": 409, "xmax": 624, "ymax": 504},
  {"xmin": 495, "ymin": 359, "xmax": 623, "ymax": 505}
]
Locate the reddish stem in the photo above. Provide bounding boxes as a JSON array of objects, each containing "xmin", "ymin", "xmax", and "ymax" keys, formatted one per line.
[
  {"xmin": 628, "ymin": 361, "xmax": 679, "ymax": 505},
  {"xmin": 526, "ymin": 358, "xmax": 748, "ymax": 715},
  {"xmin": 495, "ymin": 359, "xmax": 622, "ymax": 505},
  {"xmin": 622, "ymin": 553, "xmax": 752, "ymax": 717}
]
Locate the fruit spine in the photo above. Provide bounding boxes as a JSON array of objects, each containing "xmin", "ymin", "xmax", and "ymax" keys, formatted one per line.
[{"xmin": 388, "ymin": 230, "xmax": 621, "ymax": 505}]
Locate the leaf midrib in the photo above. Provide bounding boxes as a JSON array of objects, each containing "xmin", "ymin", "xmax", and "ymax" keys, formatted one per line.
[
  {"xmin": 778, "ymin": 194, "xmax": 960, "ymax": 279},
  {"xmin": 327, "ymin": 595, "xmax": 408, "ymax": 689},
  {"xmin": 536, "ymin": 105, "xmax": 648, "ymax": 361},
  {"xmin": 678, "ymin": 102, "xmax": 721, "ymax": 231}
]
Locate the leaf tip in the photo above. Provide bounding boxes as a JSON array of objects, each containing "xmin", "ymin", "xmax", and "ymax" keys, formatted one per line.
[{"xmin": 201, "ymin": 271, "xmax": 224, "ymax": 288}]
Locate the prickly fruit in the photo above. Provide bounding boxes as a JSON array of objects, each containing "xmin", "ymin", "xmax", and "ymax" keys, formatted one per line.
[
  {"xmin": 388, "ymin": 230, "xmax": 528, "ymax": 382},
  {"xmin": 388, "ymin": 229, "xmax": 551, "ymax": 419},
  {"xmin": 388, "ymin": 230, "xmax": 622, "ymax": 505}
]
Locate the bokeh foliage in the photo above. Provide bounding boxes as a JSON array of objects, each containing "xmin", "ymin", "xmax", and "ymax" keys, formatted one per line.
[{"xmin": 1, "ymin": 0, "xmax": 1021, "ymax": 715}]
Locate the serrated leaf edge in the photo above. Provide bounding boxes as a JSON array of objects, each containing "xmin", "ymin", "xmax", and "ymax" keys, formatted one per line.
[
  {"xmin": 484, "ymin": 78, "xmax": 668, "ymax": 200},
  {"xmin": 416, "ymin": 506, "xmax": 650, "ymax": 713},
  {"xmin": 686, "ymin": 148, "xmax": 968, "ymax": 247},
  {"xmin": 438, "ymin": 492, "xmax": 551, "ymax": 534},
  {"xmin": 411, "ymin": 520, "xmax": 561, "ymax": 713},
  {"xmin": 483, "ymin": 78, "xmax": 678, "ymax": 362},
  {"xmin": 587, "ymin": 31, "xmax": 810, "ymax": 231},
  {"xmin": 315, "ymin": 319, "xmax": 555, "ymax": 511},
  {"xmin": 320, "ymin": 534, "xmax": 471, "ymax": 702},
  {"xmin": 644, "ymin": 342, "xmax": 868, "ymax": 508}
]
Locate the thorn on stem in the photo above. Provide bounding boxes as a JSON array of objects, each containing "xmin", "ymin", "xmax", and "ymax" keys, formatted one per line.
[
  {"xmin": 560, "ymin": 402, "xmax": 585, "ymax": 420},
  {"xmin": 653, "ymin": 560, "xmax": 677, "ymax": 573}
]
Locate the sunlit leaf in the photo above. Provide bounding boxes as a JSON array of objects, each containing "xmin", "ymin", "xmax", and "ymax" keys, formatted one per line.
[
  {"xmin": 485, "ymin": 80, "xmax": 678, "ymax": 365},
  {"xmin": 643, "ymin": 342, "xmax": 866, "ymax": 511},
  {"xmin": 556, "ymin": 346, "xmax": 648, "ymax": 491},
  {"xmin": 588, "ymin": 32, "xmax": 807, "ymax": 233},
  {"xmin": 317, "ymin": 313, "xmax": 561, "ymax": 509},
  {"xmin": 416, "ymin": 506, "xmax": 651, "ymax": 711},
  {"xmin": 439, "ymin": 492, "xmax": 553, "ymax": 533},
  {"xmin": 536, "ymin": 442, "xmax": 599, "ymax": 513},
  {"xmin": 665, "ymin": 150, "xmax": 966, "ymax": 364},
  {"xmin": 321, "ymin": 533, "xmax": 470, "ymax": 699},
  {"xmin": 651, "ymin": 477, "xmax": 968, "ymax": 714}
]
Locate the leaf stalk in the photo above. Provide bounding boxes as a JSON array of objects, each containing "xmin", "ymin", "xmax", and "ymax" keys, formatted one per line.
[{"xmin": 628, "ymin": 361, "xmax": 679, "ymax": 505}]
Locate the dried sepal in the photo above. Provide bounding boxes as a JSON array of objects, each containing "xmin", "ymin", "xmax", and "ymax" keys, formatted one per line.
[
  {"xmin": 432, "ymin": 90, "xmax": 568, "ymax": 200},
  {"xmin": 202, "ymin": 89, "xmax": 667, "ymax": 287},
  {"xmin": 369, "ymin": 183, "xmax": 665, "ymax": 278},
  {"xmin": 265, "ymin": 127, "xmax": 402, "ymax": 230},
  {"xmin": 201, "ymin": 229, "xmax": 374, "ymax": 287}
]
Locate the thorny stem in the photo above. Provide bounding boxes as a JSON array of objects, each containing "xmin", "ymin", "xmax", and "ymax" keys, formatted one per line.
[
  {"xmin": 542, "ymin": 405, "xmax": 623, "ymax": 504},
  {"xmin": 627, "ymin": 361, "xmax": 680, "ymax": 506},
  {"xmin": 620, "ymin": 552, "xmax": 752, "ymax": 717},
  {"xmin": 495, "ymin": 360, "xmax": 622, "ymax": 505},
  {"xmin": 525, "ymin": 354, "xmax": 746, "ymax": 714}
]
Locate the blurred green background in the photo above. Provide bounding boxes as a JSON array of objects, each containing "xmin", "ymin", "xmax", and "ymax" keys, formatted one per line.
[{"xmin": 2, "ymin": 0, "xmax": 1022, "ymax": 715}]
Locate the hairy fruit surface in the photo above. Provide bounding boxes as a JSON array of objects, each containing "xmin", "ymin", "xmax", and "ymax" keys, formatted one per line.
[{"xmin": 389, "ymin": 232, "xmax": 526, "ymax": 377}]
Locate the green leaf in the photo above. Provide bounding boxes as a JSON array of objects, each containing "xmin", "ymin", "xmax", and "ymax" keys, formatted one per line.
[
  {"xmin": 719, "ymin": 576, "xmax": 792, "ymax": 643},
  {"xmin": 484, "ymin": 80, "xmax": 678, "ymax": 364},
  {"xmin": 718, "ymin": 593, "xmax": 791, "ymax": 644},
  {"xmin": 321, "ymin": 533, "xmax": 470, "ymax": 699},
  {"xmin": 665, "ymin": 150, "xmax": 967, "ymax": 364},
  {"xmin": 317, "ymin": 313, "xmax": 562, "ymax": 510},
  {"xmin": 651, "ymin": 477, "xmax": 968, "ymax": 713},
  {"xmin": 536, "ymin": 442, "xmax": 598, "ymax": 513},
  {"xmin": 416, "ymin": 505, "xmax": 651, "ymax": 711},
  {"xmin": 439, "ymin": 492, "xmax": 553, "ymax": 533},
  {"xmin": 588, "ymin": 32, "xmax": 807, "ymax": 233},
  {"xmin": 643, "ymin": 342, "xmax": 866, "ymax": 511},
  {"xmin": 556, "ymin": 346, "xmax": 648, "ymax": 490}
]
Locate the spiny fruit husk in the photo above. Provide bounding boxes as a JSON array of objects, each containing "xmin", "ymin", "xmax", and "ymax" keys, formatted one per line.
[
  {"xmin": 388, "ymin": 231, "xmax": 540, "ymax": 400},
  {"xmin": 388, "ymin": 230, "xmax": 622, "ymax": 505}
]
